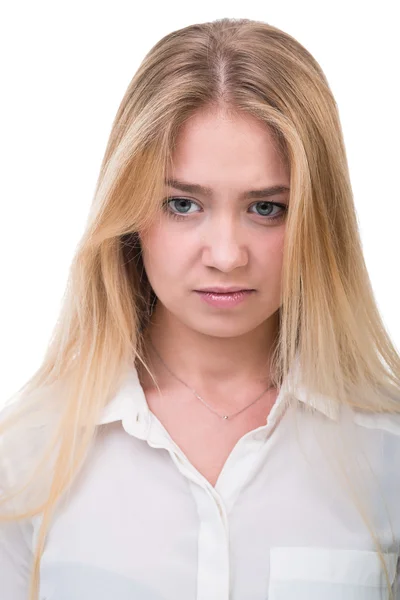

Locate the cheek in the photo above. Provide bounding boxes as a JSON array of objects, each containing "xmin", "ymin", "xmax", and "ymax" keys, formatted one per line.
[
  {"xmin": 140, "ymin": 226, "xmax": 190, "ymax": 279},
  {"xmin": 257, "ymin": 229, "xmax": 285, "ymax": 272}
]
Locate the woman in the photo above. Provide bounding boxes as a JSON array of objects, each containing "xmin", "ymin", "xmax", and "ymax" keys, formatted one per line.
[{"xmin": 1, "ymin": 17, "xmax": 400, "ymax": 600}]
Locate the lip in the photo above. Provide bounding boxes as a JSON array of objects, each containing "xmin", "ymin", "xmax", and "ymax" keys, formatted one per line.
[
  {"xmin": 194, "ymin": 286, "xmax": 255, "ymax": 293},
  {"xmin": 194, "ymin": 289, "xmax": 255, "ymax": 309}
]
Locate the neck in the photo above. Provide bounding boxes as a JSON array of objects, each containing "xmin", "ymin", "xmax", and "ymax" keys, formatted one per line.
[{"xmin": 138, "ymin": 303, "xmax": 279, "ymax": 397}]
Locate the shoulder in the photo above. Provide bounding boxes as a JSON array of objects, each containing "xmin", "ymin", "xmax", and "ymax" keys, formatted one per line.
[
  {"xmin": 347, "ymin": 406, "xmax": 400, "ymax": 479},
  {"xmin": 351, "ymin": 409, "xmax": 400, "ymax": 437},
  {"xmin": 0, "ymin": 397, "xmax": 57, "ymax": 513}
]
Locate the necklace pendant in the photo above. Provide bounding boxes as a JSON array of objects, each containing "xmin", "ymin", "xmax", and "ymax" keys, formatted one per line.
[{"xmin": 222, "ymin": 415, "xmax": 229, "ymax": 420}]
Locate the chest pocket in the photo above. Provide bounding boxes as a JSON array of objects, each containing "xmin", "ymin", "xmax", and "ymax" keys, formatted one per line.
[{"xmin": 268, "ymin": 547, "xmax": 398, "ymax": 599}]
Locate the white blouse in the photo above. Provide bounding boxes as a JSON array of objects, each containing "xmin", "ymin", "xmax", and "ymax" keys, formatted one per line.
[{"xmin": 1, "ymin": 364, "xmax": 400, "ymax": 600}]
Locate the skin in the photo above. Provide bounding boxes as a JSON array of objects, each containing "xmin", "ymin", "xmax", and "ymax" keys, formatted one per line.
[{"xmin": 138, "ymin": 105, "xmax": 290, "ymax": 414}]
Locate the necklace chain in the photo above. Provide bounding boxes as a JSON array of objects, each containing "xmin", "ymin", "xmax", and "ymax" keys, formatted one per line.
[{"xmin": 147, "ymin": 337, "xmax": 276, "ymax": 421}]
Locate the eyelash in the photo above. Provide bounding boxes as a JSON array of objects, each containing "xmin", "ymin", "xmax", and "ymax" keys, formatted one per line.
[{"xmin": 162, "ymin": 197, "xmax": 288, "ymax": 223}]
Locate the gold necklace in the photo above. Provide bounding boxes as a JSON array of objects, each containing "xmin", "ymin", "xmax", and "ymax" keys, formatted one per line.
[{"xmin": 147, "ymin": 337, "xmax": 276, "ymax": 420}]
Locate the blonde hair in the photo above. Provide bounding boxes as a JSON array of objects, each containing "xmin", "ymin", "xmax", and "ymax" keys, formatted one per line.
[{"xmin": 1, "ymin": 17, "xmax": 400, "ymax": 599}]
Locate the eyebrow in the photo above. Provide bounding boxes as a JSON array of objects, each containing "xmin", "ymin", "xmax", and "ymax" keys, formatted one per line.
[{"xmin": 164, "ymin": 178, "xmax": 290, "ymax": 200}]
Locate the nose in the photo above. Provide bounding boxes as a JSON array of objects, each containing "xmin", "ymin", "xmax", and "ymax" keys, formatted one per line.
[{"xmin": 201, "ymin": 216, "xmax": 248, "ymax": 272}]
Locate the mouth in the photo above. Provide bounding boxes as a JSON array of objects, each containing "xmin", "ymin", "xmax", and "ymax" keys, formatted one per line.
[
  {"xmin": 194, "ymin": 289, "xmax": 255, "ymax": 308},
  {"xmin": 194, "ymin": 287, "xmax": 255, "ymax": 293}
]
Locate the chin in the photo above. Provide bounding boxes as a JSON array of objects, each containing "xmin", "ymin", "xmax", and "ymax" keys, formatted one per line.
[{"xmin": 184, "ymin": 317, "xmax": 266, "ymax": 338}]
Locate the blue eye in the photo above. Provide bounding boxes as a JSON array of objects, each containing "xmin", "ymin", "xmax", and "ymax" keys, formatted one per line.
[
  {"xmin": 249, "ymin": 201, "xmax": 286, "ymax": 219},
  {"xmin": 166, "ymin": 198, "xmax": 199, "ymax": 217},
  {"xmin": 162, "ymin": 197, "xmax": 288, "ymax": 223}
]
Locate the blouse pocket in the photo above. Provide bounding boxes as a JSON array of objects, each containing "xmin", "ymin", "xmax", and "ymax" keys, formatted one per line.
[{"xmin": 268, "ymin": 546, "xmax": 398, "ymax": 600}]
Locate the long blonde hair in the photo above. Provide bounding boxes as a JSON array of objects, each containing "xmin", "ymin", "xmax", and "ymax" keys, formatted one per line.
[{"xmin": 1, "ymin": 17, "xmax": 400, "ymax": 600}]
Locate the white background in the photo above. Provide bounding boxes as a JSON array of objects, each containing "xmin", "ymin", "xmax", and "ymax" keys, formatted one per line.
[{"xmin": 0, "ymin": 1, "xmax": 399, "ymax": 403}]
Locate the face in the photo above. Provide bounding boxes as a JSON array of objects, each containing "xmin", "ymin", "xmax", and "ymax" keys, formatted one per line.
[{"xmin": 139, "ymin": 107, "xmax": 290, "ymax": 339}]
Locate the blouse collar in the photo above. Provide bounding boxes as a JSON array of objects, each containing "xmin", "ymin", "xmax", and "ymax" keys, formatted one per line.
[{"xmin": 97, "ymin": 358, "xmax": 340, "ymax": 434}]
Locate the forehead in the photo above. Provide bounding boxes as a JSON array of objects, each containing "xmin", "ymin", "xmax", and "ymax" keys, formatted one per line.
[{"xmin": 170, "ymin": 108, "xmax": 289, "ymax": 188}]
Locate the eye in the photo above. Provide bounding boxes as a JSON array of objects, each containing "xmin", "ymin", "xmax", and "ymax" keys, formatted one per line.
[
  {"xmin": 162, "ymin": 197, "xmax": 201, "ymax": 221},
  {"xmin": 249, "ymin": 201, "xmax": 287, "ymax": 220},
  {"xmin": 165, "ymin": 197, "xmax": 200, "ymax": 216},
  {"xmin": 162, "ymin": 197, "xmax": 288, "ymax": 223}
]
